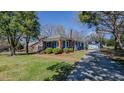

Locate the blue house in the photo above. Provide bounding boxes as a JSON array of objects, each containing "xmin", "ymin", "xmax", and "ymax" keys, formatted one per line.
[{"xmin": 43, "ymin": 31, "xmax": 84, "ymax": 50}]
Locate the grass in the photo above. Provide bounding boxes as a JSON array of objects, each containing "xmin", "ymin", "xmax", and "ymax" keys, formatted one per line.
[
  {"xmin": 0, "ymin": 55, "xmax": 57, "ymax": 80},
  {"xmin": 62, "ymin": 50, "xmax": 86, "ymax": 59},
  {"xmin": 37, "ymin": 50, "xmax": 86, "ymax": 62},
  {"xmin": 0, "ymin": 50, "xmax": 85, "ymax": 80}
]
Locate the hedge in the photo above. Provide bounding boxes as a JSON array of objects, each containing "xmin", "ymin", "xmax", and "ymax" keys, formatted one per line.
[
  {"xmin": 69, "ymin": 48, "xmax": 73, "ymax": 52},
  {"xmin": 45, "ymin": 48, "xmax": 53, "ymax": 54},
  {"xmin": 63, "ymin": 48, "xmax": 73, "ymax": 53},
  {"xmin": 63, "ymin": 48, "xmax": 69, "ymax": 53},
  {"xmin": 53, "ymin": 48, "xmax": 62, "ymax": 54}
]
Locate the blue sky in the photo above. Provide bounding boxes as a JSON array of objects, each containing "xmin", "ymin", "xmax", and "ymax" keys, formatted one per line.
[
  {"xmin": 37, "ymin": 11, "xmax": 111, "ymax": 38},
  {"xmin": 38, "ymin": 11, "xmax": 80, "ymax": 29}
]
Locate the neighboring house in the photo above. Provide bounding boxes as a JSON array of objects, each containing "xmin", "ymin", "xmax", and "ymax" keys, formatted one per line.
[
  {"xmin": 29, "ymin": 38, "xmax": 44, "ymax": 52},
  {"xmin": 0, "ymin": 40, "xmax": 10, "ymax": 52},
  {"xmin": 0, "ymin": 45, "xmax": 10, "ymax": 52},
  {"xmin": 29, "ymin": 31, "xmax": 84, "ymax": 52},
  {"xmin": 88, "ymin": 41, "xmax": 100, "ymax": 50}
]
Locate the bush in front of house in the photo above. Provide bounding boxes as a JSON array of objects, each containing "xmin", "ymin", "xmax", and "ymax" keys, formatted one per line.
[
  {"xmin": 68, "ymin": 48, "xmax": 73, "ymax": 52},
  {"xmin": 45, "ymin": 48, "xmax": 53, "ymax": 54},
  {"xmin": 64, "ymin": 48, "xmax": 74, "ymax": 53},
  {"xmin": 63, "ymin": 48, "xmax": 69, "ymax": 53},
  {"xmin": 52, "ymin": 48, "xmax": 62, "ymax": 54}
]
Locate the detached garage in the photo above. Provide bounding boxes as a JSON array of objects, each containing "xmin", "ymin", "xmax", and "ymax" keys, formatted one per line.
[{"xmin": 88, "ymin": 41, "xmax": 100, "ymax": 50}]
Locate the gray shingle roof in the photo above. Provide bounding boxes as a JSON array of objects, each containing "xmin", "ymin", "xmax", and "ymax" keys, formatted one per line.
[
  {"xmin": 43, "ymin": 34, "xmax": 69, "ymax": 41},
  {"xmin": 43, "ymin": 33, "xmax": 84, "ymax": 42}
]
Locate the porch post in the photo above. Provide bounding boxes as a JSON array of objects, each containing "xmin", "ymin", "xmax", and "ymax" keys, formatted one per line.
[
  {"xmin": 69, "ymin": 30, "xmax": 72, "ymax": 48},
  {"xmin": 58, "ymin": 39, "xmax": 62, "ymax": 48},
  {"xmin": 69, "ymin": 40, "xmax": 72, "ymax": 48},
  {"xmin": 65, "ymin": 40, "xmax": 67, "ymax": 48}
]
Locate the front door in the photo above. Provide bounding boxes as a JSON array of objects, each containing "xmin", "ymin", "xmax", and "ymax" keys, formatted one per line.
[{"xmin": 62, "ymin": 41, "xmax": 65, "ymax": 49}]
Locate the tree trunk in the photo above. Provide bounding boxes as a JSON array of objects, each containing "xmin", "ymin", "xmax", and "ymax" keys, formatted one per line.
[
  {"xmin": 8, "ymin": 37, "xmax": 16, "ymax": 56},
  {"xmin": 10, "ymin": 46, "xmax": 16, "ymax": 56},
  {"xmin": 26, "ymin": 41, "xmax": 29, "ymax": 54},
  {"xmin": 114, "ymin": 34, "xmax": 122, "ymax": 50},
  {"xmin": 25, "ymin": 36, "xmax": 30, "ymax": 54}
]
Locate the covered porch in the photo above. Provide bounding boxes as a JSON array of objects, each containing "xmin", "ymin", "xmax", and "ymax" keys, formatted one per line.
[
  {"xmin": 44, "ymin": 39, "xmax": 70, "ymax": 49},
  {"xmin": 43, "ymin": 35, "xmax": 84, "ymax": 50}
]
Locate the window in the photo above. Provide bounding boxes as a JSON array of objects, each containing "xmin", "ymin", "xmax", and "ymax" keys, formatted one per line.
[
  {"xmin": 72, "ymin": 41, "xmax": 74, "ymax": 48},
  {"xmin": 67, "ymin": 41, "xmax": 69, "ymax": 48},
  {"xmin": 47, "ymin": 42, "xmax": 51, "ymax": 47},
  {"xmin": 53, "ymin": 41, "xmax": 57, "ymax": 48},
  {"xmin": 62, "ymin": 41, "xmax": 65, "ymax": 48}
]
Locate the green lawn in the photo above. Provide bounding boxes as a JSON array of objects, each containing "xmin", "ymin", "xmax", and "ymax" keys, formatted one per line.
[
  {"xmin": 39, "ymin": 50, "xmax": 86, "ymax": 62},
  {"xmin": 62, "ymin": 50, "xmax": 86, "ymax": 59},
  {"xmin": 0, "ymin": 55, "xmax": 74, "ymax": 81},
  {"xmin": 0, "ymin": 50, "xmax": 86, "ymax": 81},
  {"xmin": 0, "ymin": 55, "xmax": 73, "ymax": 80}
]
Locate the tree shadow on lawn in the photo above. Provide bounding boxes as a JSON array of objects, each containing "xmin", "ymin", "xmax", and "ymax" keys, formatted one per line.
[
  {"xmin": 86, "ymin": 51, "xmax": 124, "ymax": 80},
  {"xmin": 100, "ymin": 48, "xmax": 124, "ymax": 62},
  {"xmin": 44, "ymin": 62, "xmax": 74, "ymax": 81},
  {"xmin": 66, "ymin": 51, "xmax": 124, "ymax": 81},
  {"xmin": 101, "ymin": 48, "xmax": 124, "ymax": 57}
]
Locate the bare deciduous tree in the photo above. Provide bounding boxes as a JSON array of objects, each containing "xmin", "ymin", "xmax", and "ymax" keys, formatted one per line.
[{"xmin": 79, "ymin": 11, "xmax": 124, "ymax": 50}]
